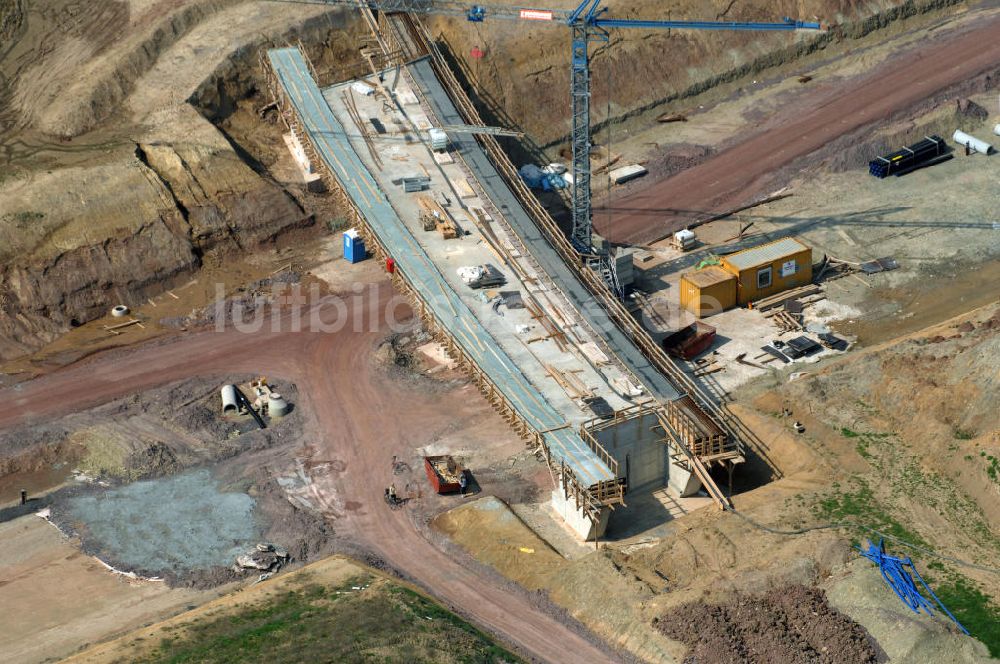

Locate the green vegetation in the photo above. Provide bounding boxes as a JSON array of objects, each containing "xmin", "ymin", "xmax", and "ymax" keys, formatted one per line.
[
  {"xmin": 137, "ymin": 575, "xmax": 519, "ymax": 664},
  {"xmin": 327, "ymin": 216, "xmax": 352, "ymax": 233},
  {"xmin": 814, "ymin": 477, "xmax": 930, "ymax": 550},
  {"xmin": 855, "ymin": 438, "xmax": 872, "ymax": 460},
  {"xmin": 984, "ymin": 454, "xmax": 1000, "ymax": 484},
  {"xmin": 935, "ymin": 575, "xmax": 1000, "ymax": 657},
  {"xmin": 954, "ymin": 428, "xmax": 976, "ymax": 441},
  {"xmin": 1, "ymin": 210, "xmax": 44, "ymax": 228},
  {"xmin": 840, "ymin": 428, "xmax": 892, "ymax": 461}
]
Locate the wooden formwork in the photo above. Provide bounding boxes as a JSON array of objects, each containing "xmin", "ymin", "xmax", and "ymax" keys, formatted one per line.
[
  {"xmin": 261, "ymin": 51, "xmax": 620, "ymax": 525},
  {"xmin": 581, "ymin": 402, "xmax": 735, "ymax": 509},
  {"xmin": 380, "ymin": 12, "xmax": 426, "ymax": 62}
]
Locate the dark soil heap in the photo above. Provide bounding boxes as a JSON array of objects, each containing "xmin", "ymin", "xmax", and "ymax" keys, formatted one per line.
[{"xmin": 656, "ymin": 585, "xmax": 880, "ymax": 664}]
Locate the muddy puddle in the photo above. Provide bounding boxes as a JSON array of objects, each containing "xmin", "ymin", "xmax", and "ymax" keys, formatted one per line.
[
  {"xmin": 836, "ymin": 258, "xmax": 1000, "ymax": 345},
  {"xmin": 0, "ymin": 465, "xmax": 72, "ymax": 506}
]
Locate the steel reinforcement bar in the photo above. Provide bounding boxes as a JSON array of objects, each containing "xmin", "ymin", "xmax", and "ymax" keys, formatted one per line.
[{"xmin": 260, "ymin": 50, "xmax": 619, "ymax": 523}]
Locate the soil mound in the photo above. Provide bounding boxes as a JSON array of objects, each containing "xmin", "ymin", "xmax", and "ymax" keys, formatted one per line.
[{"xmin": 656, "ymin": 585, "xmax": 881, "ymax": 664}]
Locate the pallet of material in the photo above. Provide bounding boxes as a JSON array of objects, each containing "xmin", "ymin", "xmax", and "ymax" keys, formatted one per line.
[
  {"xmin": 433, "ymin": 151, "xmax": 454, "ymax": 165},
  {"xmin": 611, "ymin": 376, "xmax": 643, "ymax": 397},
  {"xmin": 418, "ymin": 195, "xmax": 460, "ymax": 238},
  {"xmin": 544, "ymin": 363, "xmax": 593, "ymax": 399},
  {"xmin": 437, "ymin": 220, "xmax": 458, "ymax": 239},
  {"xmin": 771, "ymin": 310, "xmax": 803, "ymax": 332},
  {"xmin": 869, "ymin": 135, "xmax": 946, "ymax": 178},
  {"xmin": 750, "ymin": 284, "xmax": 821, "ymax": 311},
  {"xmin": 470, "ymin": 206, "xmax": 493, "ymax": 224},
  {"xmin": 694, "ymin": 364, "xmax": 724, "ymax": 377}
]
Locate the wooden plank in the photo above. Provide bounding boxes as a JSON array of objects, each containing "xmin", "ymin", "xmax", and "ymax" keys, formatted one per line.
[
  {"xmin": 433, "ymin": 151, "xmax": 454, "ymax": 165},
  {"xmin": 579, "ymin": 342, "xmax": 610, "ymax": 366},
  {"xmin": 750, "ymin": 284, "xmax": 821, "ymax": 311},
  {"xmin": 449, "ymin": 176, "xmax": 476, "ymax": 198}
]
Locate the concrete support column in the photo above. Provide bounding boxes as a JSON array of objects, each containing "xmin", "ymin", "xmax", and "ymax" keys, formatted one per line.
[
  {"xmin": 668, "ymin": 462, "xmax": 703, "ymax": 498},
  {"xmin": 550, "ymin": 481, "xmax": 610, "ymax": 541}
]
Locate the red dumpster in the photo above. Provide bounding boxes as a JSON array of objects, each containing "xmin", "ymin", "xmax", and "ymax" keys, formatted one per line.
[
  {"xmin": 424, "ymin": 455, "xmax": 463, "ymax": 494},
  {"xmin": 662, "ymin": 321, "xmax": 716, "ymax": 360}
]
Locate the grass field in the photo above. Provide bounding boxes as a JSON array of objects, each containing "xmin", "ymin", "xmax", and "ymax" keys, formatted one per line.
[{"xmin": 69, "ymin": 557, "xmax": 520, "ymax": 664}]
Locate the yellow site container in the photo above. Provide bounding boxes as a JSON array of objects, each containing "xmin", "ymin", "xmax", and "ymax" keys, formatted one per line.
[
  {"xmin": 679, "ymin": 266, "xmax": 737, "ymax": 318},
  {"xmin": 721, "ymin": 237, "xmax": 813, "ymax": 305}
]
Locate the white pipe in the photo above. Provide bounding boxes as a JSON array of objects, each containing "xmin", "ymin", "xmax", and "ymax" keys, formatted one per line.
[
  {"xmin": 221, "ymin": 385, "xmax": 238, "ymax": 414},
  {"xmin": 994, "ymin": 123, "xmax": 1000, "ymax": 137},
  {"xmin": 953, "ymin": 129, "xmax": 993, "ymax": 155}
]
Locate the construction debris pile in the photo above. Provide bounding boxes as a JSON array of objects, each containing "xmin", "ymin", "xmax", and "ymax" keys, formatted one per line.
[{"xmin": 234, "ymin": 542, "xmax": 289, "ymax": 573}]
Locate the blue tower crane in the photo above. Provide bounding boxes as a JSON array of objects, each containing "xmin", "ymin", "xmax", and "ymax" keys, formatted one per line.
[{"xmin": 274, "ymin": 0, "xmax": 822, "ymax": 291}]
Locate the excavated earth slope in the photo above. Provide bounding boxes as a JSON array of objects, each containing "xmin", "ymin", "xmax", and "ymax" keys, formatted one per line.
[{"xmin": 0, "ymin": 0, "xmax": 949, "ymax": 361}]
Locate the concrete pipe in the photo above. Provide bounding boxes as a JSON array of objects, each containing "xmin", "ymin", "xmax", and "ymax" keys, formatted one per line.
[
  {"xmin": 953, "ymin": 129, "xmax": 994, "ymax": 155},
  {"xmin": 994, "ymin": 124, "xmax": 1000, "ymax": 137},
  {"xmin": 221, "ymin": 385, "xmax": 238, "ymax": 414},
  {"xmin": 111, "ymin": 305, "xmax": 130, "ymax": 317},
  {"xmin": 268, "ymin": 394, "xmax": 289, "ymax": 417}
]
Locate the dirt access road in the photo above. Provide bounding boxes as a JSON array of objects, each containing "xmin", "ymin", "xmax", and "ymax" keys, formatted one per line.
[
  {"xmin": 0, "ymin": 291, "xmax": 616, "ymax": 663},
  {"xmin": 596, "ymin": 13, "xmax": 1000, "ymax": 246}
]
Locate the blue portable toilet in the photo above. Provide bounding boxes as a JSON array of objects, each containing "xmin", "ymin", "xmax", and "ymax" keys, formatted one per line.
[{"xmin": 343, "ymin": 228, "xmax": 366, "ymax": 263}]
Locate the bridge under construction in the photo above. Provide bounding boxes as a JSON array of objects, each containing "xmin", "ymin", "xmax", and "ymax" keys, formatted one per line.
[{"xmin": 262, "ymin": 10, "xmax": 764, "ymax": 538}]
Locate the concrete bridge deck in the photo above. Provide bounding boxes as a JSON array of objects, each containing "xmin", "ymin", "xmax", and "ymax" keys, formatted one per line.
[{"xmin": 266, "ymin": 47, "xmax": 616, "ymax": 489}]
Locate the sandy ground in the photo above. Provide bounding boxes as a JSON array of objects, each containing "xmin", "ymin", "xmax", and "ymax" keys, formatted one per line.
[
  {"xmin": 0, "ymin": 514, "xmax": 221, "ymax": 663},
  {"xmin": 424, "ymin": 303, "xmax": 1000, "ymax": 662},
  {"xmin": 595, "ymin": 8, "xmax": 1000, "ymax": 244}
]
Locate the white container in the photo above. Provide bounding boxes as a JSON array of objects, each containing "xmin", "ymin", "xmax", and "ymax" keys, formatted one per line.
[
  {"xmin": 428, "ymin": 128, "xmax": 449, "ymax": 151},
  {"xmin": 351, "ymin": 80, "xmax": 375, "ymax": 96},
  {"xmin": 994, "ymin": 123, "xmax": 1000, "ymax": 136},
  {"xmin": 220, "ymin": 385, "xmax": 238, "ymax": 414},
  {"xmin": 268, "ymin": 394, "xmax": 289, "ymax": 417},
  {"xmin": 953, "ymin": 129, "xmax": 993, "ymax": 155},
  {"xmin": 608, "ymin": 164, "xmax": 648, "ymax": 184}
]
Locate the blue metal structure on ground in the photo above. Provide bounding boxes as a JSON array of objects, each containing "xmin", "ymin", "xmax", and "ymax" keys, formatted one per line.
[
  {"xmin": 271, "ymin": 0, "xmax": 822, "ymax": 266},
  {"xmin": 858, "ymin": 539, "xmax": 969, "ymax": 635},
  {"xmin": 267, "ymin": 47, "xmax": 616, "ymax": 488}
]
